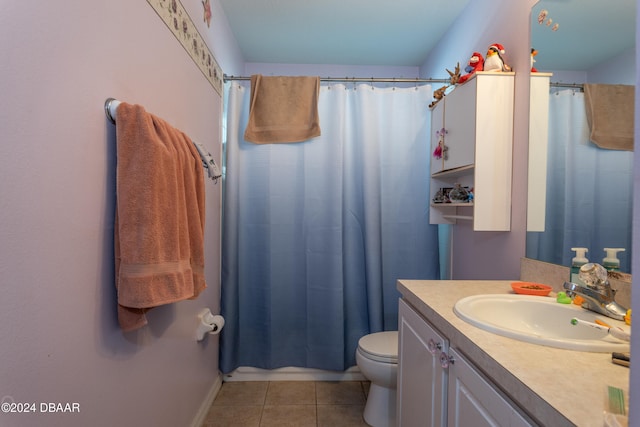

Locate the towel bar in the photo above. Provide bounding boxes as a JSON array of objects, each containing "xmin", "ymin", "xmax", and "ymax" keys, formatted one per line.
[
  {"xmin": 104, "ymin": 98, "xmax": 221, "ymax": 182},
  {"xmin": 105, "ymin": 98, "xmax": 121, "ymax": 124}
]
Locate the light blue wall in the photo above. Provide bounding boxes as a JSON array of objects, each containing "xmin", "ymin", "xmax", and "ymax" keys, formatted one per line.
[
  {"xmin": 420, "ymin": 0, "xmax": 538, "ymax": 280},
  {"xmin": 244, "ymin": 63, "xmax": 420, "ymax": 80},
  {"xmin": 211, "ymin": 0, "xmax": 245, "ymax": 76},
  {"xmin": 588, "ymin": 47, "xmax": 636, "ymax": 85},
  {"xmin": 545, "ymin": 47, "xmax": 635, "ymax": 85}
]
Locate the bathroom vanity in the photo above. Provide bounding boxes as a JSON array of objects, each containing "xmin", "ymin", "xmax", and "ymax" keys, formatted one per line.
[{"xmin": 397, "ymin": 280, "xmax": 630, "ymax": 426}]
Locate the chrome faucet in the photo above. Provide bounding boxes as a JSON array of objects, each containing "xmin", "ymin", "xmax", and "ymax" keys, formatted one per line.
[{"xmin": 563, "ymin": 263, "xmax": 628, "ymax": 321}]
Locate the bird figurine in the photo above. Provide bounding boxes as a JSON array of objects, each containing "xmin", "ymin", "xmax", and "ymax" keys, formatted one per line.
[
  {"xmin": 530, "ymin": 48, "xmax": 538, "ymax": 72},
  {"xmin": 484, "ymin": 43, "xmax": 511, "ymax": 72},
  {"xmin": 458, "ymin": 52, "xmax": 484, "ymax": 84}
]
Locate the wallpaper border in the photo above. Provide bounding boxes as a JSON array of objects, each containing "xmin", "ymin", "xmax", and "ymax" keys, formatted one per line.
[{"xmin": 147, "ymin": 0, "xmax": 223, "ymax": 95}]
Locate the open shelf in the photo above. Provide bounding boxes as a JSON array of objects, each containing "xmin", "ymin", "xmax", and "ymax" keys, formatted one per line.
[
  {"xmin": 431, "ymin": 202, "xmax": 474, "ymax": 208},
  {"xmin": 431, "ymin": 164, "xmax": 474, "ymax": 179},
  {"xmin": 442, "ymin": 215, "xmax": 473, "ymax": 221}
]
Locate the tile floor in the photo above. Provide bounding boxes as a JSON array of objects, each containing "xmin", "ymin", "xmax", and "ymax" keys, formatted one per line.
[{"xmin": 202, "ymin": 381, "xmax": 371, "ymax": 427}]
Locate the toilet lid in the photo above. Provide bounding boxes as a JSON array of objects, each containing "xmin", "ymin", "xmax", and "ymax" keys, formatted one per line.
[{"xmin": 358, "ymin": 331, "xmax": 398, "ymax": 363}]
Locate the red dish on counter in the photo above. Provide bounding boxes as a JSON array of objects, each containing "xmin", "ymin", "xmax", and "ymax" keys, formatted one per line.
[{"xmin": 510, "ymin": 282, "xmax": 552, "ymax": 296}]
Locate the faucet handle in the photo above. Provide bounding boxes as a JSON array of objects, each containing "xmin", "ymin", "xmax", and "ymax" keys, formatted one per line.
[{"xmin": 579, "ymin": 263, "xmax": 609, "ymax": 288}]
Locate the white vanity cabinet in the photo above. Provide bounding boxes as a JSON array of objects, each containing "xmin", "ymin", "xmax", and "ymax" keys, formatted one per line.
[
  {"xmin": 429, "ymin": 72, "xmax": 514, "ymax": 231},
  {"xmin": 397, "ymin": 299, "xmax": 448, "ymax": 427},
  {"xmin": 397, "ymin": 299, "xmax": 535, "ymax": 427}
]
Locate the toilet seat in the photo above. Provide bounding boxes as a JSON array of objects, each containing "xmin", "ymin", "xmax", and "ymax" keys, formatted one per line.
[{"xmin": 357, "ymin": 331, "xmax": 398, "ymax": 363}]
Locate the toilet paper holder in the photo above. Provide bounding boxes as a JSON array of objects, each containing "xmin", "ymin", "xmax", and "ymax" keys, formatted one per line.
[{"xmin": 195, "ymin": 308, "xmax": 225, "ymax": 342}]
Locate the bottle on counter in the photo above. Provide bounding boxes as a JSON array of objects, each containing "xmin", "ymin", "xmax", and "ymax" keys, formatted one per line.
[
  {"xmin": 570, "ymin": 247, "xmax": 589, "ymax": 285},
  {"xmin": 603, "ymin": 248, "xmax": 625, "ymax": 272}
]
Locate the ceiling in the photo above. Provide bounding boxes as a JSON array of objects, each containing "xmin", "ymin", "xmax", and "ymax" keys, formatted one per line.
[
  {"xmin": 219, "ymin": 0, "xmax": 636, "ymax": 71},
  {"xmin": 218, "ymin": 0, "xmax": 471, "ymax": 66}
]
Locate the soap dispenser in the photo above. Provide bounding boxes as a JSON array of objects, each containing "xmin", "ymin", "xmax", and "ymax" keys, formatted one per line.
[
  {"xmin": 570, "ymin": 247, "xmax": 589, "ymax": 285},
  {"xmin": 603, "ymin": 248, "xmax": 625, "ymax": 272}
]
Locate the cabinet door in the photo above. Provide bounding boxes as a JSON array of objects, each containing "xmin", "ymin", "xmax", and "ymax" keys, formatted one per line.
[
  {"xmin": 472, "ymin": 73, "xmax": 514, "ymax": 231},
  {"xmin": 430, "ymin": 84, "xmax": 476, "ymax": 174},
  {"xmin": 430, "ymin": 100, "xmax": 446, "ymax": 175},
  {"xmin": 397, "ymin": 299, "xmax": 448, "ymax": 427},
  {"xmin": 441, "ymin": 81, "xmax": 476, "ymax": 171},
  {"xmin": 447, "ymin": 348, "xmax": 534, "ymax": 427}
]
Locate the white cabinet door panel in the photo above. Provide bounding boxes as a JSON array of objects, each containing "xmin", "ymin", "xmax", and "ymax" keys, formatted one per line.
[
  {"xmin": 447, "ymin": 348, "xmax": 534, "ymax": 427},
  {"xmin": 397, "ymin": 299, "xmax": 448, "ymax": 427}
]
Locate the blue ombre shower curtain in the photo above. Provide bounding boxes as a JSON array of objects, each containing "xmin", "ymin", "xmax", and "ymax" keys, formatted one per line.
[
  {"xmin": 220, "ymin": 81, "xmax": 439, "ymax": 373},
  {"xmin": 526, "ymin": 89, "xmax": 633, "ymax": 271}
]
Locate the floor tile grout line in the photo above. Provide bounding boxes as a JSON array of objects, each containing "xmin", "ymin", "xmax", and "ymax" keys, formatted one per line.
[{"xmin": 205, "ymin": 380, "xmax": 371, "ymax": 426}]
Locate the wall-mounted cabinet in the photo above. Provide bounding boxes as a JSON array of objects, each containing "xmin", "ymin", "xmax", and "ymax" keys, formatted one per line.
[
  {"xmin": 527, "ymin": 73, "xmax": 552, "ymax": 232},
  {"xmin": 429, "ymin": 72, "xmax": 515, "ymax": 231}
]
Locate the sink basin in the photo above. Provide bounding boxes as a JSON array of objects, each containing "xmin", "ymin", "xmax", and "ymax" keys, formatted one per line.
[{"xmin": 454, "ymin": 294, "xmax": 630, "ymax": 352}]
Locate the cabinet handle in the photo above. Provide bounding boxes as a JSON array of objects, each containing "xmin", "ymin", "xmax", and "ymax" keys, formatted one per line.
[
  {"xmin": 440, "ymin": 351, "xmax": 454, "ymax": 369},
  {"xmin": 427, "ymin": 339, "xmax": 442, "ymax": 354}
]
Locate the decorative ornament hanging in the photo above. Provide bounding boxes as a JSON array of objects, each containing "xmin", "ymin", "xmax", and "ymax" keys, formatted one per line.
[
  {"xmin": 537, "ymin": 8, "xmax": 559, "ymax": 32},
  {"xmin": 537, "ymin": 9, "xmax": 548, "ymax": 24},
  {"xmin": 203, "ymin": 0, "xmax": 212, "ymax": 27},
  {"xmin": 433, "ymin": 128, "xmax": 448, "ymax": 160}
]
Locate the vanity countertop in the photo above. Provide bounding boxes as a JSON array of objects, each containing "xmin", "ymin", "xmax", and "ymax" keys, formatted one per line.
[{"xmin": 397, "ymin": 280, "xmax": 630, "ymax": 427}]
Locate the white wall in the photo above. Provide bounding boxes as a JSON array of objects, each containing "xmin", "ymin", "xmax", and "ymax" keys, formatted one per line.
[
  {"xmin": 421, "ymin": 0, "xmax": 538, "ymax": 279},
  {"xmin": 0, "ymin": 1, "xmax": 242, "ymax": 426}
]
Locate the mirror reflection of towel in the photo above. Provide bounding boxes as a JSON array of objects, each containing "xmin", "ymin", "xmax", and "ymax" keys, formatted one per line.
[
  {"xmin": 584, "ymin": 84, "xmax": 634, "ymax": 151},
  {"xmin": 244, "ymin": 75, "xmax": 321, "ymax": 144}
]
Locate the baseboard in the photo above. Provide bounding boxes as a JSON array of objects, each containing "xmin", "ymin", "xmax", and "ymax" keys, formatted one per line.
[
  {"xmin": 190, "ymin": 372, "xmax": 223, "ymax": 427},
  {"xmin": 223, "ymin": 366, "xmax": 365, "ymax": 382}
]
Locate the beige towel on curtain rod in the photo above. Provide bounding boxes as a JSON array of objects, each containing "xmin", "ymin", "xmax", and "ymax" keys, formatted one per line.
[
  {"xmin": 584, "ymin": 83, "xmax": 635, "ymax": 151},
  {"xmin": 115, "ymin": 102, "xmax": 206, "ymax": 332},
  {"xmin": 244, "ymin": 75, "xmax": 321, "ymax": 144}
]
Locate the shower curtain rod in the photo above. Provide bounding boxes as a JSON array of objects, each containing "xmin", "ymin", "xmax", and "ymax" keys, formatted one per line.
[
  {"xmin": 225, "ymin": 76, "xmax": 589, "ymax": 90},
  {"xmin": 223, "ymin": 74, "xmax": 450, "ymax": 84},
  {"xmin": 550, "ymin": 82, "xmax": 584, "ymax": 90}
]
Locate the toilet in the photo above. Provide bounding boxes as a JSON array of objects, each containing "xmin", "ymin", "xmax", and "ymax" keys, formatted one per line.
[{"xmin": 355, "ymin": 331, "xmax": 398, "ymax": 427}]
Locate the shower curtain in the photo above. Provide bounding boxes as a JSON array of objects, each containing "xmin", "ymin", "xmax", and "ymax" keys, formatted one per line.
[
  {"xmin": 526, "ymin": 89, "xmax": 633, "ymax": 272},
  {"xmin": 220, "ymin": 82, "xmax": 439, "ymax": 373}
]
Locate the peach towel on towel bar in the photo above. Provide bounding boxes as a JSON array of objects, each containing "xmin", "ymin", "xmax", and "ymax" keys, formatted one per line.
[
  {"xmin": 244, "ymin": 75, "xmax": 321, "ymax": 144},
  {"xmin": 114, "ymin": 102, "xmax": 206, "ymax": 332}
]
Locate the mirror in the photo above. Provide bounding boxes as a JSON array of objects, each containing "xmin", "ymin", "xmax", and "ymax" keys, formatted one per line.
[{"xmin": 526, "ymin": 0, "xmax": 636, "ymax": 273}]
